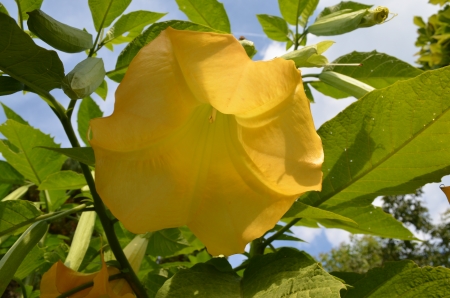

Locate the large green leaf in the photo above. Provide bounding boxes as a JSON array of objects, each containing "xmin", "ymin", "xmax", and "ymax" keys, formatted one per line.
[
  {"xmin": 38, "ymin": 171, "xmax": 87, "ymax": 190},
  {"xmin": 102, "ymin": 10, "xmax": 166, "ymax": 45},
  {"xmin": 0, "ymin": 200, "xmax": 42, "ymax": 237},
  {"xmin": 77, "ymin": 96, "xmax": 103, "ymax": 146},
  {"xmin": 0, "ymin": 221, "xmax": 47, "ymax": 294},
  {"xmin": 155, "ymin": 248, "xmax": 345, "ymax": 297},
  {"xmin": 175, "ymin": 0, "xmax": 230, "ymax": 33},
  {"xmin": 298, "ymin": 66, "xmax": 450, "ymax": 237},
  {"xmin": 17, "ymin": 0, "xmax": 43, "ymax": 21},
  {"xmin": 146, "ymin": 228, "xmax": 189, "ymax": 258},
  {"xmin": 283, "ymin": 201, "xmax": 356, "ymax": 224},
  {"xmin": 324, "ymin": 51, "xmax": 423, "ymax": 88},
  {"xmin": 0, "ymin": 76, "xmax": 24, "ymax": 96},
  {"xmin": 38, "ymin": 147, "xmax": 95, "ymax": 166},
  {"xmin": 0, "ymin": 161, "xmax": 24, "ymax": 184},
  {"xmin": 0, "ymin": 3, "xmax": 9, "ymax": 15},
  {"xmin": 0, "ymin": 120, "xmax": 65, "ymax": 185},
  {"xmin": 256, "ymin": 14, "xmax": 290, "ymax": 42},
  {"xmin": 14, "ymin": 245, "xmax": 46, "ymax": 279},
  {"xmin": 88, "ymin": 0, "xmax": 131, "ymax": 32},
  {"xmin": 242, "ymin": 248, "xmax": 345, "ymax": 297},
  {"xmin": 339, "ymin": 261, "xmax": 450, "ymax": 297},
  {"xmin": 110, "ymin": 20, "xmax": 222, "ymax": 83},
  {"xmin": 279, "ymin": 0, "xmax": 319, "ymax": 27},
  {"xmin": 0, "ymin": 13, "xmax": 64, "ymax": 94},
  {"xmin": 27, "ymin": 9, "xmax": 93, "ymax": 53},
  {"xmin": 1, "ymin": 103, "xmax": 29, "ymax": 125}
]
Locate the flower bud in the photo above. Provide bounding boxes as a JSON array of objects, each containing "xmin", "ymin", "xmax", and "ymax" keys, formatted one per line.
[
  {"xmin": 239, "ymin": 39, "xmax": 258, "ymax": 58},
  {"xmin": 62, "ymin": 58, "xmax": 105, "ymax": 100},
  {"xmin": 319, "ymin": 71, "xmax": 374, "ymax": 99}
]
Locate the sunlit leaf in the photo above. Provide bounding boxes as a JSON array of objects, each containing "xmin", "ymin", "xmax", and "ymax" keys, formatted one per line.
[
  {"xmin": 0, "ymin": 200, "xmax": 42, "ymax": 237},
  {"xmin": 256, "ymin": 14, "xmax": 290, "ymax": 42},
  {"xmin": 38, "ymin": 171, "xmax": 86, "ymax": 190},
  {"xmin": 17, "ymin": 0, "xmax": 43, "ymax": 21},
  {"xmin": 88, "ymin": 0, "xmax": 132, "ymax": 31},
  {"xmin": 175, "ymin": 0, "xmax": 230, "ymax": 32},
  {"xmin": 78, "ymin": 96, "xmax": 103, "ymax": 146}
]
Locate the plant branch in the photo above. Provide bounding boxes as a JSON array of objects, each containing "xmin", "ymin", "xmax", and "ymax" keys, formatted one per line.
[
  {"xmin": 51, "ymin": 100, "xmax": 148, "ymax": 297},
  {"xmin": 56, "ymin": 273, "xmax": 124, "ymax": 298},
  {"xmin": 66, "ymin": 99, "xmax": 77, "ymax": 119}
]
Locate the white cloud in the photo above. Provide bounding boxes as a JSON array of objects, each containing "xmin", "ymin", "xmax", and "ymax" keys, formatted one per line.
[
  {"xmin": 262, "ymin": 41, "xmax": 287, "ymax": 60},
  {"xmin": 323, "ymin": 228, "xmax": 351, "ymax": 247},
  {"xmin": 291, "ymin": 226, "xmax": 323, "ymax": 243}
]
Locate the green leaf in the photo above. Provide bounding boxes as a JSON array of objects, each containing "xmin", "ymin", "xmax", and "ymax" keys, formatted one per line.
[
  {"xmin": 156, "ymin": 258, "xmax": 240, "ymax": 297},
  {"xmin": 111, "ymin": 20, "xmax": 222, "ymax": 83},
  {"xmin": 88, "ymin": 0, "xmax": 132, "ymax": 32},
  {"xmin": 94, "ymin": 80, "xmax": 108, "ymax": 100},
  {"xmin": 341, "ymin": 261, "xmax": 450, "ymax": 297},
  {"xmin": 0, "ymin": 3, "xmax": 9, "ymax": 15},
  {"xmin": 279, "ymin": 0, "xmax": 319, "ymax": 27},
  {"xmin": 14, "ymin": 245, "xmax": 46, "ymax": 279},
  {"xmin": 0, "ymin": 161, "xmax": 24, "ymax": 184},
  {"xmin": 27, "ymin": 10, "xmax": 93, "ymax": 53},
  {"xmin": 1, "ymin": 103, "xmax": 29, "ymax": 125},
  {"xmin": 0, "ymin": 76, "xmax": 24, "ymax": 96},
  {"xmin": 157, "ymin": 248, "xmax": 345, "ymax": 297},
  {"xmin": 62, "ymin": 58, "xmax": 105, "ymax": 100},
  {"xmin": 303, "ymin": 82, "xmax": 315, "ymax": 102},
  {"xmin": 256, "ymin": 14, "xmax": 290, "ymax": 42},
  {"xmin": 0, "ymin": 200, "xmax": 42, "ymax": 237},
  {"xmin": 17, "ymin": 0, "xmax": 43, "ymax": 21},
  {"xmin": 283, "ymin": 201, "xmax": 357, "ymax": 224},
  {"xmin": 142, "ymin": 273, "xmax": 168, "ymax": 298},
  {"xmin": 0, "ymin": 120, "xmax": 65, "ymax": 185},
  {"xmin": 102, "ymin": 10, "xmax": 166, "ymax": 45},
  {"xmin": 175, "ymin": 0, "xmax": 230, "ymax": 33},
  {"xmin": 146, "ymin": 228, "xmax": 189, "ymax": 258},
  {"xmin": 242, "ymin": 248, "xmax": 345, "ymax": 297},
  {"xmin": 324, "ymin": 51, "xmax": 423, "ymax": 89},
  {"xmin": 317, "ymin": 1, "xmax": 372, "ymax": 19},
  {"xmin": 300, "ymin": 66, "xmax": 450, "ymax": 238},
  {"xmin": 38, "ymin": 171, "xmax": 86, "ymax": 190},
  {"xmin": 0, "ymin": 13, "xmax": 64, "ymax": 94},
  {"xmin": 0, "ymin": 184, "xmax": 12, "ymax": 199},
  {"xmin": 309, "ymin": 81, "xmax": 350, "ymax": 99},
  {"xmin": 0, "ymin": 221, "xmax": 47, "ymax": 294},
  {"xmin": 37, "ymin": 147, "xmax": 95, "ymax": 166},
  {"xmin": 78, "ymin": 96, "xmax": 103, "ymax": 146}
]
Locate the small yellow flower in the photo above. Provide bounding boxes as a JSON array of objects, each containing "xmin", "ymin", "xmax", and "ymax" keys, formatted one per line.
[
  {"xmin": 40, "ymin": 255, "xmax": 134, "ymax": 298},
  {"xmin": 90, "ymin": 27, "xmax": 323, "ymax": 256}
]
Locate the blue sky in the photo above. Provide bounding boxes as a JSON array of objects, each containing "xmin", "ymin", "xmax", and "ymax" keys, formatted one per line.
[{"xmin": 1, "ymin": 0, "xmax": 448, "ymax": 261}]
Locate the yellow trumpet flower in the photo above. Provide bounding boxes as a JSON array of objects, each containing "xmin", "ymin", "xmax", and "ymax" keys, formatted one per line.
[{"xmin": 90, "ymin": 27, "xmax": 323, "ymax": 256}]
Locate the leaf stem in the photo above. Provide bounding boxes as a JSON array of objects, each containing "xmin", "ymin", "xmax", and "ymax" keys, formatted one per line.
[
  {"xmin": 88, "ymin": 1, "xmax": 114, "ymax": 57},
  {"xmin": 56, "ymin": 273, "xmax": 124, "ymax": 298},
  {"xmin": 66, "ymin": 99, "xmax": 77, "ymax": 119},
  {"xmin": 263, "ymin": 218, "xmax": 301, "ymax": 246},
  {"xmin": 14, "ymin": 0, "xmax": 23, "ymax": 30}
]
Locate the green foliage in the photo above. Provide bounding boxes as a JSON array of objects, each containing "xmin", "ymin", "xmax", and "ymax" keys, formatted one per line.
[
  {"xmin": 27, "ymin": 9, "xmax": 93, "ymax": 53},
  {"xmin": 88, "ymin": 0, "xmax": 131, "ymax": 32},
  {"xmin": 16, "ymin": 0, "xmax": 43, "ymax": 21},
  {"xmin": 101, "ymin": 10, "xmax": 166, "ymax": 45},
  {"xmin": 0, "ymin": 200, "xmax": 41, "ymax": 236},
  {"xmin": 0, "ymin": 76, "xmax": 24, "ymax": 96},
  {"xmin": 175, "ymin": 0, "xmax": 230, "ymax": 33},
  {"xmin": 415, "ymin": 4, "xmax": 450, "ymax": 69},
  {"xmin": 299, "ymin": 66, "xmax": 450, "ymax": 238},
  {"xmin": 0, "ymin": 3, "xmax": 9, "ymax": 15},
  {"xmin": 94, "ymin": 80, "xmax": 108, "ymax": 100},
  {"xmin": 146, "ymin": 228, "xmax": 190, "ymax": 258},
  {"xmin": 77, "ymin": 96, "xmax": 103, "ymax": 146},
  {"xmin": 38, "ymin": 146, "xmax": 95, "ymax": 166},
  {"xmin": 279, "ymin": 0, "xmax": 319, "ymax": 27},
  {"xmin": 62, "ymin": 58, "xmax": 106, "ymax": 100},
  {"xmin": 324, "ymin": 51, "xmax": 423, "ymax": 88},
  {"xmin": 39, "ymin": 171, "xmax": 87, "ymax": 190},
  {"xmin": 0, "ymin": 161, "xmax": 24, "ymax": 184},
  {"xmin": 0, "ymin": 13, "xmax": 64, "ymax": 94},
  {"xmin": 256, "ymin": 14, "xmax": 290, "ymax": 42},
  {"xmin": 0, "ymin": 221, "xmax": 47, "ymax": 294},
  {"xmin": 0, "ymin": 120, "xmax": 65, "ymax": 185},
  {"xmin": 338, "ymin": 260, "xmax": 450, "ymax": 297}
]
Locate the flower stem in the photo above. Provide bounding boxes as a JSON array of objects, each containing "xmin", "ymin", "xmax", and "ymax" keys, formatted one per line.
[
  {"xmin": 263, "ymin": 218, "xmax": 301, "ymax": 246},
  {"xmin": 42, "ymin": 93, "xmax": 149, "ymax": 298}
]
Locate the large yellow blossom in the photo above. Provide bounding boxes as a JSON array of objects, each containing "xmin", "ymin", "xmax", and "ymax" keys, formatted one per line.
[{"xmin": 90, "ymin": 27, "xmax": 323, "ymax": 256}]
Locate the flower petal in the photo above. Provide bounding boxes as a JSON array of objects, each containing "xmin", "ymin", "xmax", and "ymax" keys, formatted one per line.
[{"xmin": 90, "ymin": 28, "xmax": 323, "ymax": 256}]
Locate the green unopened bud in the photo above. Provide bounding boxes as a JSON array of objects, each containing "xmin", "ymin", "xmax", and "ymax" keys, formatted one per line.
[
  {"xmin": 239, "ymin": 39, "xmax": 258, "ymax": 58},
  {"xmin": 62, "ymin": 58, "xmax": 105, "ymax": 100},
  {"xmin": 123, "ymin": 235, "xmax": 149, "ymax": 273},
  {"xmin": 308, "ymin": 6, "xmax": 391, "ymax": 36},
  {"xmin": 359, "ymin": 6, "xmax": 389, "ymax": 27},
  {"xmin": 64, "ymin": 211, "xmax": 96, "ymax": 271},
  {"xmin": 319, "ymin": 71, "xmax": 374, "ymax": 99}
]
